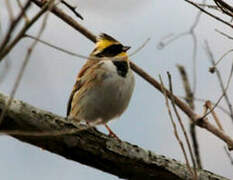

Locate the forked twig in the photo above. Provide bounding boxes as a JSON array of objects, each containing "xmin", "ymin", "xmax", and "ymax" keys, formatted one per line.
[
  {"xmin": 177, "ymin": 65, "xmax": 202, "ymax": 169},
  {"xmin": 205, "ymin": 41, "xmax": 233, "ymax": 122},
  {"xmin": 204, "ymin": 101, "xmax": 224, "ymax": 131},
  {"xmin": 201, "ymin": 63, "xmax": 233, "ymax": 119},
  {"xmin": 16, "ymin": 0, "xmax": 29, "ymax": 22},
  {"xmin": 180, "ymin": 96, "xmax": 232, "ymax": 118},
  {"xmin": 159, "ymin": 75, "xmax": 193, "ymax": 178},
  {"xmin": 167, "ymin": 72, "xmax": 197, "ymax": 179}
]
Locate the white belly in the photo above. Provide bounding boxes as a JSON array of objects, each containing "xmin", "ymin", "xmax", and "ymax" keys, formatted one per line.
[{"xmin": 78, "ymin": 62, "xmax": 135, "ymax": 124}]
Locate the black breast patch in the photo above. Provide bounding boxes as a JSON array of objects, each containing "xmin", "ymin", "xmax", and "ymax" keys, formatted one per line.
[{"xmin": 113, "ymin": 61, "xmax": 128, "ymax": 77}]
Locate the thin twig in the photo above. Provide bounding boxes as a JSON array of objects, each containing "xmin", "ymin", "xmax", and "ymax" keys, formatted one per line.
[
  {"xmin": 24, "ymin": 34, "xmax": 90, "ymax": 58},
  {"xmin": 0, "ymin": 0, "xmax": 56, "ymax": 126},
  {"xmin": 31, "ymin": 0, "xmax": 96, "ymax": 42},
  {"xmin": 205, "ymin": 101, "xmax": 224, "ymax": 131},
  {"xmin": 224, "ymin": 146, "xmax": 233, "ymax": 166},
  {"xmin": 205, "ymin": 41, "xmax": 233, "ymax": 122},
  {"xmin": 61, "ymin": 0, "xmax": 83, "ymax": 20},
  {"xmin": 180, "ymin": 96, "xmax": 231, "ymax": 117},
  {"xmin": 16, "ymin": 0, "xmax": 29, "ymax": 22},
  {"xmin": 213, "ymin": 0, "xmax": 233, "ymax": 18},
  {"xmin": 157, "ymin": 1, "xmax": 205, "ymax": 96},
  {"xmin": 202, "ymin": 102, "xmax": 209, "ymax": 116},
  {"xmin": 24, "ymin": 34, "xmax": 149, "ymax": 61},
  {"xmin": 0, "ymin": 1, "xmax": 31, "ymax": 57},
  {"xmin": 197, "ymin": 3, "xmax": 218, "ymax": 10},
  {"xmin": 214, "ymin": 0, "xmax": 233, "ymax": 13},
  {"xmin": 159, "ymin": 75, "xmax": 193, "ymax": 177},
  {"xmin": 0, "ymin": 60, "xmax": 11, "ymax": 84},
  {"xmin": 167, "ymin": 72, "xmax": 197, "ymax": 179},
  {"xmin": 215, "ymin": 29, "xmax": 233, "ymax": 40},
  {"xmin": 0, "ymin": 20, "xmax": 11, "ymax": 84},
  {"xmin": 184, "ymin": 0, "xmax": 233, "ymax": 29},
  {"xmin": 177, "ymin": 65, "xmax": 202, "ymax": 169},
  {"xmin": 0, "ymin": 1, "xmax": 53, "ymax": 60},
  {"xmin": 129, "ymin": 38, "xmax": 150, "ymax": 57},
  {"xmin": 5, "ymin": 0, "xmax": 14, "ymax": 21},
  {"xmin": 211, "ymin": 49, "xmax": 233, "ymax": 70},
  {"xmin": 201, "ymin": 63, "xmax": 233, "ymax": 119},
  {"xmin": 157, "ymin": 32, "xmax": 189, "ymax": 49}
]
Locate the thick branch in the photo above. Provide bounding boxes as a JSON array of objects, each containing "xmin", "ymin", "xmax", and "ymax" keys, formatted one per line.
[{"xmin": 0, "ymin": 93, "xmax": 228, "ymax": 180}]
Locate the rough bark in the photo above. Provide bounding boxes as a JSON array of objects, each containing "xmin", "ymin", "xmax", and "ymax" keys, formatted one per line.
[{"xmin": 0, "ymin": 92, "xmax": 228, "ymax": 180}]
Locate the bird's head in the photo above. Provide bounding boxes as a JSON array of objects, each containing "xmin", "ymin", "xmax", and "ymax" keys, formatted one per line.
[{"xmin": 91, "ymin": 33, "xmax": 131, "ymax": 59}]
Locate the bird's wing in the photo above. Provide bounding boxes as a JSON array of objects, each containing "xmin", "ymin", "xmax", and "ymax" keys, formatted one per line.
[
  {"xmin": 66, "ymin": 80, "xmax": 82, "ymax": 117},
  {"xmin": 66, "ymin": 59, "xmax": 100, "ymax": 117}
]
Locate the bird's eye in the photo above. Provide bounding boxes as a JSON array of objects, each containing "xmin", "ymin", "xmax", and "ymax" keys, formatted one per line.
[{"xmin": 96, "ymin": 44, "xmax": 124, "ymax": 57}]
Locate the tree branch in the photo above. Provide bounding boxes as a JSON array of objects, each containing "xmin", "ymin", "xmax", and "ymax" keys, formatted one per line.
[
  {"xmin": 184, "ymin": 0, "xmax": 233, "ymax": 29},
  {"xmin": 0, "ymin": 92, "xmax": 229, "ymax": 180}
]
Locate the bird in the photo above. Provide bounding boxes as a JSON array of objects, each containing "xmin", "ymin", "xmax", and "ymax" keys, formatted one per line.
[{"xmin": 67, "ymin": 33, "xmax": 135, "ymax": 139}]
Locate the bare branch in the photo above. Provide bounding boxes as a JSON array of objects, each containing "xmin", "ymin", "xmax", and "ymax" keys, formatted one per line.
[
  {"xmin": 167, "ymin": 72, "xmax": 198, "ymax": 179},
  {"xmin": 159, "ymin": 75, "xmax": 193, "ymax": 178},
  {"xmin": 215, "ymin": 29, "xmax": 233, "ymax": 40},
  {"xmin": 16, "ymin": 0, "xmax": 29, "ymax": 22},
  {"xmin": 60, "ymin": 0, "xmax": 83, "ymax": 20},
  {"xmin": 205, "ymin": 41, "xmax": 233, "ymax": 122},
  {"xmin": 211, "ymin": 48, "xmax": 233, "ymax": 69},
  {"xmin": 177, "ymin": 65, "xmax": 202, "ymax": 169},
  {"xmin": 180, "ymin": 96, "xmax": 232, "ymax": 119},
  {"xmin": 205, "ymin": 101, "xmax": 224, "ymax": 131},
  {"xmin": 197, "ymin": 3, "xmax": 218, "ymax": 10},
  {"xmin": 0, "ymin": 0, "xmax": 31, "ymax": 56},
  {"xmin": 201, "ymin": 63, "xmax": 233, "ymax": 119},
  {"xmin": 213, "ymin": 0, "xmax": 233, "ymax": 18},
  {"xmin": 5, "ymin": 0, "xmax": 14, "ymax": 21},
  {"xmin": 31, "ymin": 0, "xmax": 96, "ymax": 42},
  {"xmin": 224, "ymin": 147, "xmax": 233, "ymax": 166},
  {"xmin": 184, "ymin": 0, "xmax": 233, "ymax": 29}
]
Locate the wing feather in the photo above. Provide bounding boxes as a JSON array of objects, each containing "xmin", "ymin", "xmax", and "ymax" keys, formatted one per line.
[
  {"xmin": 66, "ymin": 59, "xmax": 100, "ymax": 117},
  {"xmin": 66, "ymin": 80, "xmax": 82, "ymax": 116}
]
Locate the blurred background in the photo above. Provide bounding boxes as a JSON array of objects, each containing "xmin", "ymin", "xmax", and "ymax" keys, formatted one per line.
[{"xmin": 1, "ymin": 0, "xmax": 233, "ymax": 179}]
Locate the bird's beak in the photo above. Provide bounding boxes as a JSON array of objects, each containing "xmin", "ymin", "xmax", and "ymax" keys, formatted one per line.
[{"xmin": 122, "ymin": 46, "xmax": 131, "ymax": 52}]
